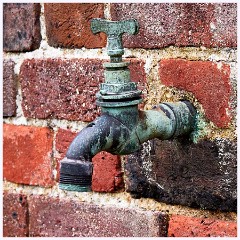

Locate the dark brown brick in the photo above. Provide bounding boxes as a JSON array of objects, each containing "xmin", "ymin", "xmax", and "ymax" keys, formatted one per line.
[
  {"xmin": 44, "ymin": 3, "xmax": 106, "ymax": 48},
  {"xmin": 125, "ymin": 138, "xmax": 237, "ymax": 212},
  {"xmin": 3, "ymin": 192, "xmax": 29, "ymax": 237},
  {"xmin": 111, "ymin": 3, "xmax": 237, "ymax": 48},
  {"xmin": 3, "ymin": 60, "xmax": 17, "ymax": 117},
  {"xmin": 3, "ymin": 124, "xmax": 55, "ymax": 187},
  {"xmin": 28, "ymin": 195, "xmax": 169, "ymax": 237},
  {"xmin": 3, "ymin": 3, "xmax": 41, "ymax": 52},
  {"xmin": 20, "ymin": 58, "xmax": 145, "ymax": 122}
]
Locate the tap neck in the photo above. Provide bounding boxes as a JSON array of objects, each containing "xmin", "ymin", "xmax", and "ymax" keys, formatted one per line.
[{"xmin": 96, "ymin": 61, "xmax": 142, "ymax": 108}]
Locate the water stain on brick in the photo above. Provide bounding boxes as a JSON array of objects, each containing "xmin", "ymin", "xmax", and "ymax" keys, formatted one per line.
[{"xmin": 125, "ymin": 138, "xmax": 236, "ymax": 212}]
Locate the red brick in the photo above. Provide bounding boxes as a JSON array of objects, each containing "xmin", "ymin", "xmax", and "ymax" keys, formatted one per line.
[
  {"xmin": 55, "ymin": 128, "xmax": 78, "ymax": 181},
  {"xmin": 92, "ymin": 151, "xmax": 123, "ymax": 192},
  {"xmin": 3, "ymin": 192, "xmax": 29, "ymax": 237},
  {"xmin": 159, "ymin": 59, "xmax": 231, "ymax": 127},
  {"xmin": 55, "ymin": 128, "xmax": 77, "ymax": 159},
  {"xmin": 20, "ymin": 58, "xmax": 145, "ymax": 122},
  {"xmin": 44, "ymin": 3, "xmax": 106, "ymax": 48},
  {"xmin": 129, "ymin": 59, "xmax": 146, "ymax": 91},
  {"xmin": 3, "ymin": 59, "xmax": 17, "ymax": 117},
  {"xmin": 28, "ymin": 195, "xmax": 169, "ymax": 237},
  {"xmin": 111, "ymin": 3, "xmax": 237, "ymax": 48},
  {"xmin": 3, "ymin": 124, "xmax": 54, "ymax": 187},
  {"xmin": 127, "ymin": 58, "xmax": 147, "ymax": 109},
  {"xmin": 3, "ymin": 3, "xmax": 41, "ymax": 52},
  {"xmin": 56, "ymin": 128, "xmax": 124, "ymax": 192},
  {"xmin": 168, "ymin": 215, "xmax": 237, "ymax": 237},
  {"xmin": 20, "ymin": 58, "xmax": 104, "ymax": 122}
]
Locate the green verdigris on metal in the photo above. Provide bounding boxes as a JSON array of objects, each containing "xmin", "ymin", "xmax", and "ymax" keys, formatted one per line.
[
  {"xmin": 91, "ymin": 18, "xmax": 139, "ymax": 62},
  {"xmin": 59, "ymin": 18, "xmax": 197, "ymax": 192},
  {"xmin": 92, "ymin": 19, "xmax": 142, "ymax": 107}
]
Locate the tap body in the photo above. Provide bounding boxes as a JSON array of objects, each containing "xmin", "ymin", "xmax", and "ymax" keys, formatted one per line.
[
  {"xmin": 60, "ymin": 101, "xmax": 195, "ymax": 192},
  {"xmin": 59, "ymin": 19, "xmax": 196, "ymax": 192}
]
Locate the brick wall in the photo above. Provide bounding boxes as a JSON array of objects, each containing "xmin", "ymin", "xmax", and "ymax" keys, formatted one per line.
[{"xmin": 3, "ymin": 3, "xmax": 237, "ymax": 237}]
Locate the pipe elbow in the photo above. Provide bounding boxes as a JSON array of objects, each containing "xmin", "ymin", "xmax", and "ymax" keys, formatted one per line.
[
  {"xmin": 59, "ymin": 113, "xmax": 140, "ymax": 192},
  {"xmin": 65, "ymin": 116, "xmax": 109, "ymax": 161},
  {"xmin": 66, "ymin": 113, "xmax": 142, "ymax": 161}
]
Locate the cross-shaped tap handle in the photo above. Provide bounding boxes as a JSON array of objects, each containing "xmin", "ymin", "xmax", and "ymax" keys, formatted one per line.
[{"xmin": 91, "ymin": 18, "xmax": 139, "ymax": 62}]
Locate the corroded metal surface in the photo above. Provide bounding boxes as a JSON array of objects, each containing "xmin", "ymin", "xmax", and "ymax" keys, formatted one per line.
[
  {"xmin": 59, "ymin": 18, "xmax": 197, "ymax": 192},
  {"xmin": 91, "ymin": 19, "xmax": 142, "ymax": 107},
  {"xmin": 91, "ymin": 18, "xmax": 139, "ymax": 62}
]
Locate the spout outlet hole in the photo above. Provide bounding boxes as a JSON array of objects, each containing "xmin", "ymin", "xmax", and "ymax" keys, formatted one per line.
[{"xmin": 87, "ymin": 122, "xmax": 95, "ymax": 128}]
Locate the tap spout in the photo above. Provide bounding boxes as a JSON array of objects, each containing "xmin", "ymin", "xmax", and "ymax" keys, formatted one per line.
[
  {"xmin": 59, "ymin": 113, "xmax": 140, "ymax": 192},
  {"xmin": 59, "ymin": 101, "xmax": 196, "ymax": 192},
  {"xmin": 66, "ymin": 113, "xmax": 140, "ymax": 160}
]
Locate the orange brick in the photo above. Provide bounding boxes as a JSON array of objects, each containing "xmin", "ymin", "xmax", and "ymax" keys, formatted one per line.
[
  {"xmin": 159, "ymin": 59, "xmax": 231, "ymax": 127},
  {"xmin": 168, "ymin": 215, "xmax": 237, "ymax": 237},
  {"xmin": 3, "ymin": 124, "xmax": 54, "ymax": 187}
]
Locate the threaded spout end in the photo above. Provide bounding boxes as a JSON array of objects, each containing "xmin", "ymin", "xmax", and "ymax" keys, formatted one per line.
[{"xmin": 59, "ymin": 158, "xmax": 93, "ymax": 192}]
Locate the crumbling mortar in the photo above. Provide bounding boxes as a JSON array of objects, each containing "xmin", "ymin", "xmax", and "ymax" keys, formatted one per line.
[
  {"xmin": 124, "ymin": 47, "xmax": 237, "ymax": 63},
  {"xmin": 40, "ymin": 3, "xmax": 47, "ymax": 43},
  {"xmin": 3, "ymin": 116, "xmax": 88, "ymax": 134}
]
